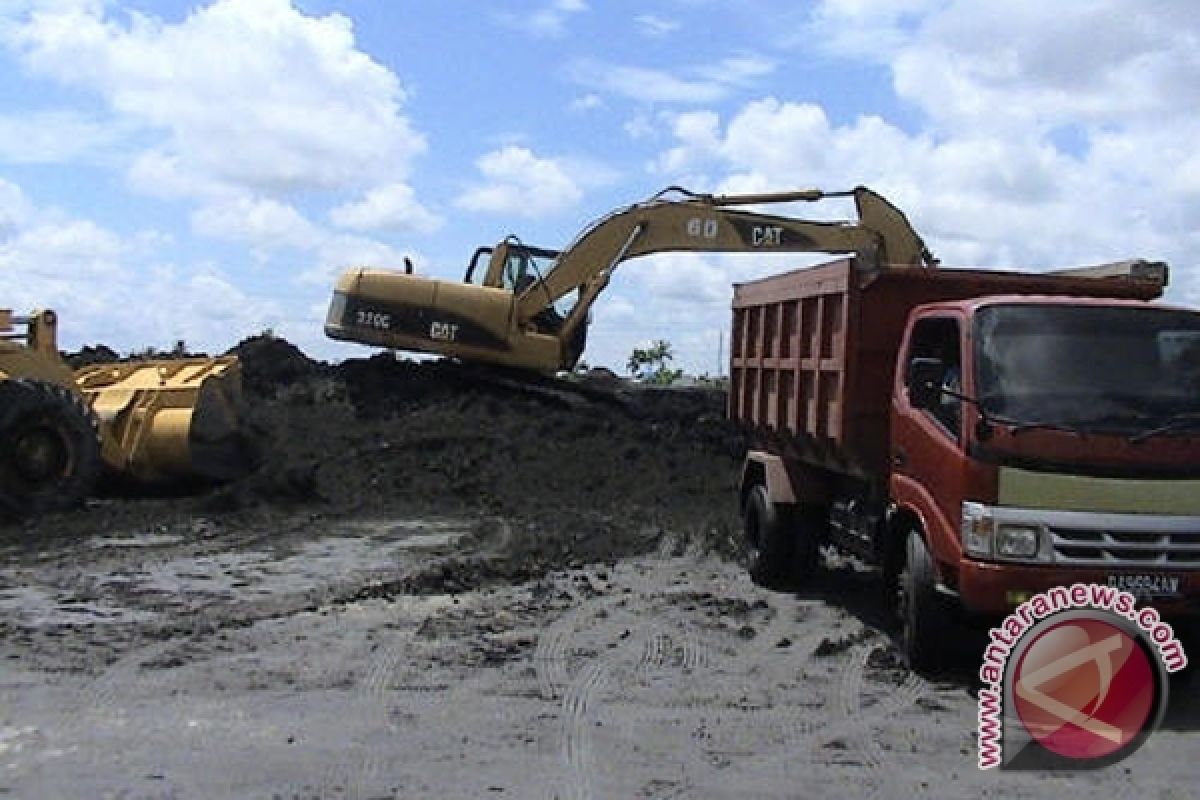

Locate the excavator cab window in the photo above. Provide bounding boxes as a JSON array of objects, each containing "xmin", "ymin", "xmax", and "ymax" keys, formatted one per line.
[
  {"xmin": 464, "ymin": 247, "xmax": 493, "ymax": 285},
  {"xmin": 505, "ymin": 252, "xmax": 533, "ymax": 292},
  {"xmin": 503, "ymin": 245, "xmax": 561, "ymax": 294}
]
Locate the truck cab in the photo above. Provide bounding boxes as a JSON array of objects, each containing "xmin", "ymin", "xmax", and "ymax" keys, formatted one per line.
[{"xmin": 894, "ymin": 297, "xmax": 1200, "ymax": 616}]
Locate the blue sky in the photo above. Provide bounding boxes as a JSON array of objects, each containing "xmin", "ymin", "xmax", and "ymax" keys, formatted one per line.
[{"xmin": 2, "ymin": 0, "xmax": 1198, "ymax": 374}]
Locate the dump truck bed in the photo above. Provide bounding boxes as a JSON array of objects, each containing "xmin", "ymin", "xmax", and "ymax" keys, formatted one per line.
[{"xmin": 728, "ymin": 258, "xmax": 1167, "ymax": 483}]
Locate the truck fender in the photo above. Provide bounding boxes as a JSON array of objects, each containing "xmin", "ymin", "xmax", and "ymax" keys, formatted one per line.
[
  {"xmin": 888, "ymin": 472, "xmax": 961, "ymax": 590},
  {"xmin": 739, "ymin": 451, "xmax": 795, "ymax": 509}
]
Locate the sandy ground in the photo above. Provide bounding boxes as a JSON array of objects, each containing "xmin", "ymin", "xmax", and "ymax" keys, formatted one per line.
[
  {"xmin": 1, "ymin": 350, "xmax": 1196, "ymax": 798},
  {"xmin": 2, "ymin": 509, "xmax": 1197, "ymax": 800}
]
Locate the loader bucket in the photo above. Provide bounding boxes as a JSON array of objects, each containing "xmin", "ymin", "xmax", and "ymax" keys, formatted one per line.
[{"xmin": 73, "ymin": 356, "xmax": 253, "ymax": 483}]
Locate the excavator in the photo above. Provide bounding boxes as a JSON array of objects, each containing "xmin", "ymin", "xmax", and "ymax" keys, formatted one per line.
[
  {"xmin": 0, "ymin": 308, "xmax": 249, "ymax": 517},
  {"xmin": 325, "ymin": 185, "xmax": 937, "ymax": 372}
]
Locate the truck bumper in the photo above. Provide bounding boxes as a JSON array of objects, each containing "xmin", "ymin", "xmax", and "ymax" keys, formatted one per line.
[{"xmin": 956, "ymin": 560, "xmax": 1200, "ymax": 618}]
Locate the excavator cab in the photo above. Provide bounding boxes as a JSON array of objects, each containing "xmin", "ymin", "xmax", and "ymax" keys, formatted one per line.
[{"xmin": 468, "ymin": 241, "xmax": 588, "ymax": 363}]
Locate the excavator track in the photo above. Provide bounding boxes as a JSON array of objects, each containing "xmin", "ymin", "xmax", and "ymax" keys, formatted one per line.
[
  {"xmin": 0, "ymin": 379, "xmax": 102, "ymax": 517},
  {"xmin": 459, "ymin": 363, "xmax": 633, "ymax": 411}
]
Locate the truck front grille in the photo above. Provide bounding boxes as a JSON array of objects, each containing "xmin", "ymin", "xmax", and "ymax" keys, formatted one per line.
[{"xmin": 1049, "ymin": 525, "xmax": 1200, "ymax": 567}]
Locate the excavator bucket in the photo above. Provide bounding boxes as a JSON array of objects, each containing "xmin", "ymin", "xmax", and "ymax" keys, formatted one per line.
[{"xmin": 73, "ymin": 356, "xmax": 253, "ymax": 483}]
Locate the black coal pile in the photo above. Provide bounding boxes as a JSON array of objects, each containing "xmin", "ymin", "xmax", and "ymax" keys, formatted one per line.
[
  {"xmin": 227, "ymin": 333, "xmax": 329, "ymax": 397},
  {"xmin": 63, "ymin": 344, "xmax": 121, "ymax": 369},
  {"xmin": 8, "ymin": 335, "xmax": 748, "ymax": 582}
]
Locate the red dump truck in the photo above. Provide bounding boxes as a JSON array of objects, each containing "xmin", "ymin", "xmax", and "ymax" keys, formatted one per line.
[{"xmin": 729, "ymin": 257, "xmax": 1200, "ymax": 668}]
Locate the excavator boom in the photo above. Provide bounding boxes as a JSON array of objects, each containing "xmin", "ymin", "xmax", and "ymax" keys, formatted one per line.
[{"xmin": 326, "ymin": 184, "xmax": 933, "ymax": 373}]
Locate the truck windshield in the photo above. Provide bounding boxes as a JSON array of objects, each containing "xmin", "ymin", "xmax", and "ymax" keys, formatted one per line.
[{"xmin": 975, "ymin": 304, "xmax": 1200, "ymax": 434}]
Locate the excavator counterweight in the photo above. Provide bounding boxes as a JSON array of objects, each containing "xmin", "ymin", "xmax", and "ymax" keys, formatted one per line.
[{"xmin": 325, "ymin": 185, "xmax": 934, "ymax": 372}]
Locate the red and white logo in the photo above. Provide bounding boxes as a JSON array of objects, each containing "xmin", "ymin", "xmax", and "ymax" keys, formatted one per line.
[
  {"xmin": 976, "ymin": 584, "xmax": 1186, "ymax": 770},
  {"xmin": 1012, "ymin": 617, "xmax": 1156, "ymax": 761}
]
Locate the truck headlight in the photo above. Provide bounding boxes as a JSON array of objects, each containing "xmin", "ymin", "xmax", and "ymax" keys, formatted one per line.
[
  {"xmin": 996, "ymin": 525, "xmax": 1039, "ymax": 558},
  {"xmin": 961, "ymin": 502, "xmax": 993, "ymax": 557}
]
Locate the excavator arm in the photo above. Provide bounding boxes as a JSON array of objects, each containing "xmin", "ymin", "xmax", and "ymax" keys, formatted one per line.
[
  {"xmin": 325, "ymin": 184, "xmax": 933, "ymax": 373},
  {"xmin": 514, "ymin": 186, "xmax": 935, "ymax": 359}
]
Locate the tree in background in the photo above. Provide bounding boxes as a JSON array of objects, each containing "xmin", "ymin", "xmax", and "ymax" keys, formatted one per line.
[{"xmin": 627, "ymin": 339, "xmax": 682, "ymax": 386}]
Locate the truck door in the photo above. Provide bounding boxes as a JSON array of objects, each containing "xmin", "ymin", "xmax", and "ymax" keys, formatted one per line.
[{"xmin": 892, "ymin": 315, "xmax": 968, "ymax": 559}]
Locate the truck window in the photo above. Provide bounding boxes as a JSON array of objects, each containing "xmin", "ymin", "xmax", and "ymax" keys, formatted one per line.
[
  {"xmin": 907, "ymin": 317, "xmax": 962, "ymax": 436},
  {"xmin": 975, "ymin": 305, "xmax": 1200, "ymax": 432}
]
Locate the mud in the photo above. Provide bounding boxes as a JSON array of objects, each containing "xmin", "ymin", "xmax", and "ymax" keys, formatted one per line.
[
  {"xmin": 2, "ymin": 338, "xmax": 746, "ymax": 672},
  {"xmin": 2, "ymin": 339, "xmax": 1198, "ymax": 798},
  {"xmin": 22, "ymin": 337, "xmax": 745, "ymax": 572}
]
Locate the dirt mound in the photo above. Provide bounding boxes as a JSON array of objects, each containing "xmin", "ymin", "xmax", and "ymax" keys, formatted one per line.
[
  {"xmin": 63, "ymin": 344, "xmax": 120, "ymax": 369},
  {"xmin": 229, "ymin": 332, "xmax": 327, "ymax": 397},
  {"xmin": 227, "ymin": 353, "xmax": 743, "ymax": 522},
  {"xmin": 6, "ymin": 339, "xmax": 748, "ymax": 584}
]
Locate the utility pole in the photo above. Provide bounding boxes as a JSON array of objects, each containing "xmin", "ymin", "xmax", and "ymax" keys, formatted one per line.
[{"xmin": 717, "ymin": 330, "xmax": 724, "ymax": 378}]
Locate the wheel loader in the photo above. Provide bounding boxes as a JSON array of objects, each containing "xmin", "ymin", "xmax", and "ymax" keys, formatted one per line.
[
  {"xmin": 0, "ymin": 308, "xmax": 250, "ymax": 517},
  {"xmin": 326, "ymin": 185, "xmax": 936, "ymax": 372}
]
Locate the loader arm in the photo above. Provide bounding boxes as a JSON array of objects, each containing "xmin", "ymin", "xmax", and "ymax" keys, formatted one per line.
[{"xmin": 514, "ymin": 186, "xmax": 935, "ymax": 354}]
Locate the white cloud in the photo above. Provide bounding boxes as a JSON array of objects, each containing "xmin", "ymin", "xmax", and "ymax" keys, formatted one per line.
[
  {"xmin": 594, "ymin": 293, "xmax": 635, "ymax": 323},
  {"xmin": 457, "ymin": 146, "xmax": 584, "ymax": 218},
  {"xmin": 694, "ymin": 55, "xmax": 775, "ymax": 87},
  {"xmin": 330, "ymin": 183, "xmax": 443, "ymax": 234},
  {"xmin": 640, "ymin": 97, "xmax": 1198, "ymax": 350},
  {"xmin": 0, "ymin": 177, "xmax": 280, "ymax": 350},
  {"xmin": 805, "ymin": 0, "xmax": 945, "ymax": 57},
  {"xmin": 0, "ymin": 0, "xmax": 437, "ymax": 339},
  {"xmin": 1, "ymin": 218, "xmax": 128, "ymax": 287},
  {"xmin": 809, "ymin": 0, "xmax": 1200, "ymax": 134},
  {"xmin": 0, "ymin": 177, "xmax": 32, "ymax": 236},
  {"xmin": 569, "ymin": 93, "xmax": 605, "ymax": 112},
  {"xmin": 623, "ymin": 252, "xmax": 730, "ymax": 304},
  {"xmin": 126, "ymin": 150, "xmax": 226, "ymax": 200},
  {"xmin": 570, "ymin": 54, "xmax": 775, "ymax": 105},
  {"xmin": 5, "ymin": 0, "xmax": 427, "ymax": 196},
  {"xmin": 623, "ymin": 112, "xmax": 659, "ymax": 141},
  {"xmin": 613, "ymin": 0, "xmax": 1200, "ymax": 374},
  {"xmin": 634, "ymin": 14, "xmax": 680, "ymax": 37},
  {"xmin": 571, "ymin": 61, "xmax": 726, "ymax": 105},
  {"xmin": 134, "ymin": 263, "xmax": 287, "ymax": 348},
  {"xmin": 191, "ymin": 195, "xmax": 324, "ymax": 251},
  {"xmin": 0, "ymin": 110, "xmax": 127, "ymax": 164},
  {"xmin": 297, "ymin": 231, "xmax": 412, "ymax": 287},
  {"xmin": 506, "ymin": 0, "xmax": 588, "ymax": 37}
]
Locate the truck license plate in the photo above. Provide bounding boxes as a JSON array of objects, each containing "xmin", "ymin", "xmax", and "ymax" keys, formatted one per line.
[{"xmin": 1106, "ymin": 574, "xmax": 1181, "ymax": 598}]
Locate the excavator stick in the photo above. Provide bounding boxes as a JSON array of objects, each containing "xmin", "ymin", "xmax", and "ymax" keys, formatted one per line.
[{"xmin": 74, "ymin": 356, "xmax": 252, "ymax": 483}]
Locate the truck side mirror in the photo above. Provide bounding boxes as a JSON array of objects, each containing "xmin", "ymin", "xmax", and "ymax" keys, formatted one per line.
[{"xmin": 908, "ymin": 357, "xmax": 946, "ymax": 410}]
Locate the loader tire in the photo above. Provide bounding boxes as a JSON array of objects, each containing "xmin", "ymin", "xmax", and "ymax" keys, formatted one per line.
[
  {"xmin": 898, "ymin": 529, "xmax": 949, "ymax": 673},
  {"xmin": 0, "ymin": 380, "xmax": 102, "ymax": 517}
]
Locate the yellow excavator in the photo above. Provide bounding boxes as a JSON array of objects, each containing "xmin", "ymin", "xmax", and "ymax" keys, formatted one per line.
[
  {"xmin": 325, "ymin": 185, "xmax": 936, "ymax": 371},
  {"xmin": 0, "ymin": 308, "xmax": 249, "ymax": 517}
]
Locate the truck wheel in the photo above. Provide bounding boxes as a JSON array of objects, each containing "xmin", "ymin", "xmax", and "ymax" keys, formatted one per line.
[
  {"xmin": 744, "ymin": 486, "xmax": 822, "ymax": 588},
  {"xmin": 898, "ymin": 529, "xmax": 947, "ymax": 672},
  {"xmin": 745, "ymin": 485, "xmax": 793, "ymax": 588},
  {"xmin": 0, "ymin": 380, "xmax": 102, "ymax": 517}
]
